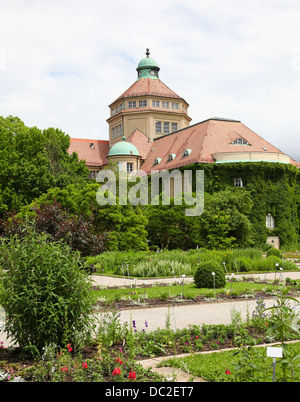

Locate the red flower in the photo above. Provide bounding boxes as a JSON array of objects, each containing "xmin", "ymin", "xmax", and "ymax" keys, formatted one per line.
[
  {"xmin": 115, "ymin": 358, "xmax": 123, "ymax": 364},
  {"xmin": 67, "ymin": 343, "xmax": 73, "ymax": 352},
  {"xmin": 61, "ymin": 366, "xmax": 68, "ymax": 372},
  {"xmin": 225, "ymin": 369, "xmax": 231, "ymax": 375},
  {"xmin": 82, "ymin": 362, "xmax": 88, "ymax": 369},
  {"xmin": 112, "ymin": 367, "xmax": 121, "ymax": 376},
  {"xmin": 128, "ymin": 371, "xmax": 136, "ymax": 380}
]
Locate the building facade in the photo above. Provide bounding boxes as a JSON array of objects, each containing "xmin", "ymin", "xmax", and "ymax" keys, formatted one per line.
[{"xmin": 68, "ymin": 49, "xmax": 298, "ymax": 179}]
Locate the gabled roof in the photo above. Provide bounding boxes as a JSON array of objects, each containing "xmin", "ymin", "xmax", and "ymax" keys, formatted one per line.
[
  {"xmin": 140, "ymin": 118, "xmax": 291, "ymax": 174},
  {"xmin": 68, "ymin": 138, "xmax": 109, "ymax": 167},
  {"xmin": 110, "ymin": 78, "xmax": 187, "ymax": 106},
  {"xmin": 126, "ymin": 129, "xmax": 153, "ymax": 160}
]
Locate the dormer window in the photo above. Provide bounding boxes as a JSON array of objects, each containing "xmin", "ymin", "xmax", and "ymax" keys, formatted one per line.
[
  {"xmin": 153, "ymin": 158, "xmax": 161, "ymax": 166},
  {"xmin": 232, "ymin": 138, "xmax": 250, "ymax": 145},
  {"xmin": 182, "ymin": 149, "xmax": 191, "ymax": 157},
  {"xmin": 167, "ymin": 153, "xmax": 176, "ymax": 162}
]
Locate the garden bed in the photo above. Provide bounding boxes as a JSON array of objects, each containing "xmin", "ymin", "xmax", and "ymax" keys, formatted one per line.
[{"xmin": 93, "ymin": 280, "xmax": 300, "ymax": 311}]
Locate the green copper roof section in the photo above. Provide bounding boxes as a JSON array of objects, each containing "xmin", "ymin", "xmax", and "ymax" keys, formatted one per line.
[
  {"xmin": 136, "ymin": 48, "xmax": 160, "ymax": 80},
  {"xmin": 108, "ymin": 136, "xmax": 140, "ymax": 157}
]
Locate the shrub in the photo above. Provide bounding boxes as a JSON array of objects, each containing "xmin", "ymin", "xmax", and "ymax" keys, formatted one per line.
[
  {"xmin": 129, "ymin": 259, "xmax": 193, "ymax": 277},
  {"xmin": 0, "ymin": 232, "xmax": 94, "ymax": 355},
  {"xmin": 266, "ymin": 248, "xmax": 282, "ymax": 259},
  {"xmin": 194, "ymin": 260, "xmax": 226, "ymax": 288},
  {"xmin": 235, "ymin": 257, "xmax": 253, "ymax": 272},
  {"xmin": 0, "ymin": 200, "xmax": 107, "ymax": 257}
]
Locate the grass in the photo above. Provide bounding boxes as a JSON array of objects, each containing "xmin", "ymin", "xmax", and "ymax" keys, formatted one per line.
[
  {"xmin": 91, "ymin": 280, "xmax": 298, "ymax": 305},
  {"xmin": 160, "ymin": 341, "xmax": 300, "ymax": 382}
]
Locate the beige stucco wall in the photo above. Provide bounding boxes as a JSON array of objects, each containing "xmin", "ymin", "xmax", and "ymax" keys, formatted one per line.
[
  {"xmin": 107, "ymin": 96, "xmax": 191, "ymax": 143},
  {"xmin": 212, "ymin": 151, "xmax": 291, "ymax": 164},
  {"xmin": 107, "ymin": 154, "xmax": 141, "ymax": 172}
]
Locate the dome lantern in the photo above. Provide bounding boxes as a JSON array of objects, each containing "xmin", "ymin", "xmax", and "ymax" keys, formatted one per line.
[{"xmin": 136, "ymin": 48, "xmax": 160, "ymax": 80}]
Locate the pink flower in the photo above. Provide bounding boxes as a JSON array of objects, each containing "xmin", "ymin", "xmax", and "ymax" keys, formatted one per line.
[{"xmin": 82, "ymin": 362, "xmax": 88, "ymax": 369}]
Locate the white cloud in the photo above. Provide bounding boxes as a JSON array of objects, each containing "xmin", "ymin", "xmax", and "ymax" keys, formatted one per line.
[{"xmin": 0, "ymin": 0, "xmax": 300, "ymax": 160}]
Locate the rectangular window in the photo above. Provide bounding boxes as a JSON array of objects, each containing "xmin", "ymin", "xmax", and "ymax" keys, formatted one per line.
[
  {"xmin": 156, "ymin": 121, "xmax": 162, "ymax": 133},
  {"xmin": 139, "ymin": 100, "xmax": 147, "ymax": 107},
  {"xmin": 164, "ymin": 122, "xmax": 170, "ymax": 134},
  {"xmin": 152, "ymin": 100, "xmax": 160, "ymax": 107},
  {"xmin": 115, "ymin": 105, "xmax": 119, "ymax": 113},
  {"xmin": 128, "ymin": 101, "xmax": 136, "ymax": 108},
  {"xmin": 88, "ymin": 170, "xmax": 99, "ymax": 180},
  {"xmin": 127, "ymin": 162, "xmax": 133, "ymax": 173},
  {"xmin": 162, "ymin": 101, "xmax": 169, "ymax": 108},
  {"xmin": 171, "ymin": 123, "xmax": 178, "ymax": 132},
  {"xmin": 112, "ymin": 128, "xmax": 115, "ymax": 139},
  {"xmin": 172, "ymin": 102, "xmax": 179, "ymax": 109},
  {"xmin": 116, "ymin": 126, "xmax": 119, "ymax": 137}
]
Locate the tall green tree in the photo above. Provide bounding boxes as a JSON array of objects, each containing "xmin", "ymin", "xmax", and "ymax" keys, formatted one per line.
[{"xmin": 0, "ymin": 116, "xmax": 89, "ymax": 215}]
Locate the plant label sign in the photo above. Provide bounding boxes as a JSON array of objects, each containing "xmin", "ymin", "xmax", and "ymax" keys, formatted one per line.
[{"xmin": 267, "ymin": 347, "xmax": 283, "ymax": 358}]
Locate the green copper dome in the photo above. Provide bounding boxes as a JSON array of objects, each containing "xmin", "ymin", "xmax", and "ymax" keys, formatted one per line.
[
  {"xmin": 137, "ymin": 56, "xmax": 159, "ymax": 70},
  {"xmin": 136, "ymin": 48, "xmax": 160, "ymax": 80},
  {"xmin": 108, "ymin": 137, "xmax": 140, "ymax": 157}
]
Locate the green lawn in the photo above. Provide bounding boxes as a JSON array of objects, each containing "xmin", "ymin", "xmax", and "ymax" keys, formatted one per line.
[
  {"xmin": 91, "ymin": 280, "xmax": 287, "ymax": 304},
  {"xmin": 159, "ymin": 342, "xmax": 300, "ymax": 382}
]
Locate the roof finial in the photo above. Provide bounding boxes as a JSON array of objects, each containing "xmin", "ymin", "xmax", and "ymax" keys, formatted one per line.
[{"xmin": 146, "ymin": 48, "xmax": 150, "ymax": 58}]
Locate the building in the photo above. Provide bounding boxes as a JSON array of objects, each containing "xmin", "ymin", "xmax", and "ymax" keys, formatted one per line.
[
  {"xmin": 69, "ymin": 49, "xmax": 297, "ymax": 180},
  {"xmin": 68, "ymin": 50, "xmax": 300, "ymax": 248}
]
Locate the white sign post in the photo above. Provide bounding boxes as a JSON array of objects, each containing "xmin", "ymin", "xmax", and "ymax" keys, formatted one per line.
[
  {"xmin": 212, "ymin": 272, "xmax": 216, "ymax": 299},
  {"xmin": 267, "ymin": 347, "xmax": 283, "ymax": 382}
]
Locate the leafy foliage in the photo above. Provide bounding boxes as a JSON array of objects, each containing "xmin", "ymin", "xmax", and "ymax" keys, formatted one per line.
[
  {"xmin": 0, "ymin": 233, "xmax": 94, "ymax": 354},
  {"xmin": 0, "ymin": 116, "xmax": 89, "ymax": 215},
  {"xmin": 194, "ymin": 260, "xmax": 226, "ymax": 288},
  {"xmin": 0, "ymin": 199, "xmax": 107, "ymax": 256}
]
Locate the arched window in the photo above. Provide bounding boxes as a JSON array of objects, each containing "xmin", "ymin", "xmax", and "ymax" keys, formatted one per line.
[
  {"xmin": 234, "ymin": 178, "xmax": 243, "ymax": 187},
  {"xmin": 232, "ymin": 138, "xmax": 250, "ymax": 145}
]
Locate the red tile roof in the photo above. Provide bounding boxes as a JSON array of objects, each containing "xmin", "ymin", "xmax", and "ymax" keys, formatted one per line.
[
  {"xmin": 140, "ymin": 118, "xmax": 290, "ymax": 174},
  {"xmin": 110, "ymin": 78, "xmax": 187, "ymax": 105},
  {"xmin": 126, "ymin": 129, "xmax": 153, "ymax": 160},
  {"xmin": 69, "ymin": 138, "xmax": 109, "ymax": 167}
]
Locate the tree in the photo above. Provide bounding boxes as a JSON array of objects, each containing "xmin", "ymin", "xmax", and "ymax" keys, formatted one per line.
[
  {"xmin": 0, "ymin": 116, "xmax": 89, "ymax": 215},
  {"xmin": 0, "ymin": 199, "xmax": 107, "ymax": 256},
  {"xmin": 145, "ymin": 197, "xmax": 187, "ymax": 249},
  {"xmin": 193, "ymin": 189, "xmax": 254, "ymax": 249},
  {"xmin": 18, "ymin": 183, "xmax": 149, "ymax": 252}
]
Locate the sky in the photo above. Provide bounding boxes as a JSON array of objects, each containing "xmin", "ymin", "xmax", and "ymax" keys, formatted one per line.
[{"xmin": 1, "ymin": 0, "xmax": 300, "ymax": 161}]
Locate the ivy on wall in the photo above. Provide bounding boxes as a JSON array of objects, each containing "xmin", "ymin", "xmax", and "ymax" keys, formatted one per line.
[{"xmin": 180, "ymin": 162, "xmax": 300, "ymax": 247}]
